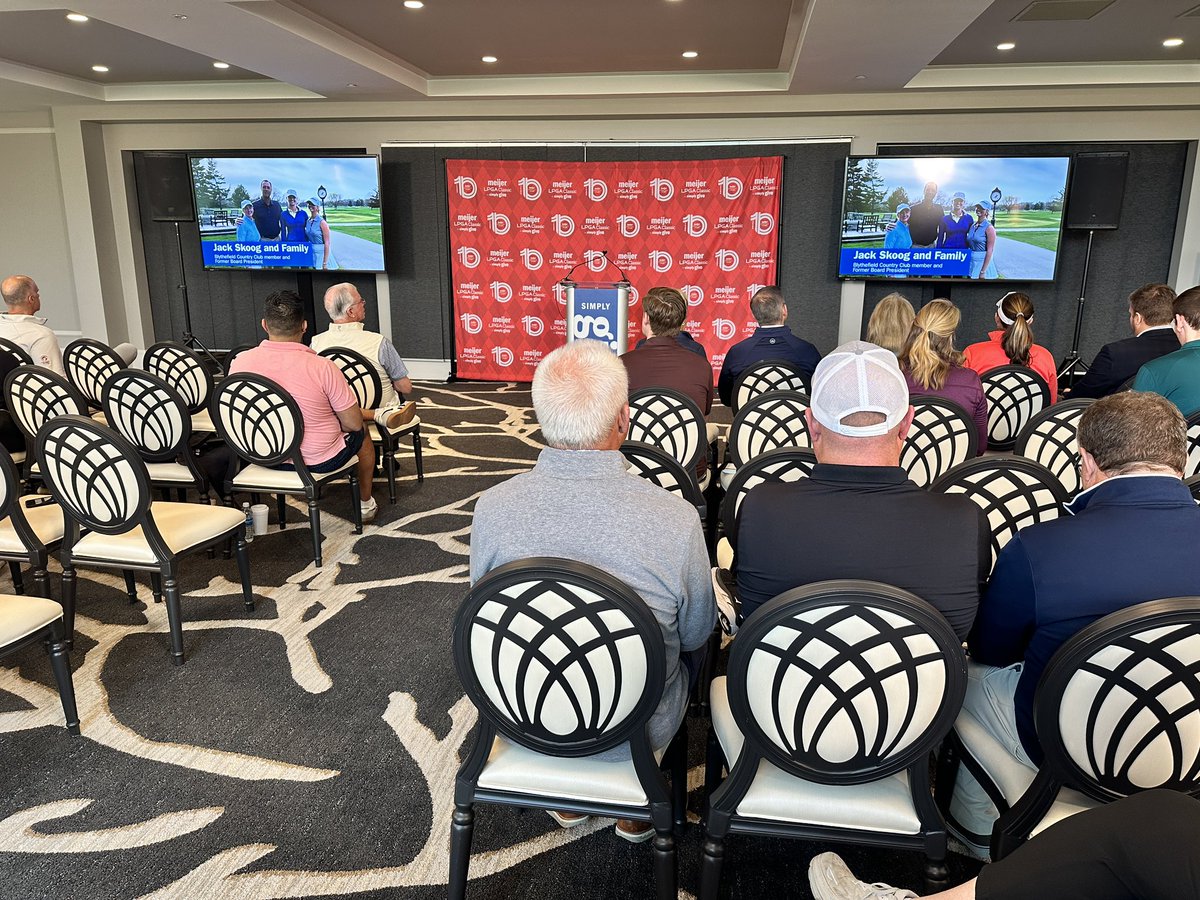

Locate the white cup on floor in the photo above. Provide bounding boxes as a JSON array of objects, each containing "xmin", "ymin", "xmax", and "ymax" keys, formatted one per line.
[{"xmin": 250, "ymin": 503, "xmax": 270, "ymax": 536}]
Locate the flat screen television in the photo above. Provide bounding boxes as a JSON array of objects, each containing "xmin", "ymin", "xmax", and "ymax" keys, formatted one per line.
[
  {"xmin": 189, "ymin": 154, "xmax": 384, "ymax": 272},
  {"xmin": 838, "ymin": 155, "xmax": 1072, "ymax": 282}
]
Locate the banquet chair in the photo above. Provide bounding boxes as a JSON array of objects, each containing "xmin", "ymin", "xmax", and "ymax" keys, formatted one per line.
[
  {"xmin": 210, "ymin": 373, "xmax": 362, "ymax": 568},
  {"xmin": 1184, "ymin": 410, "xmax": 1200, "ymax": 478},
  {"xmin": 730, "ymin": 358, "xmax": 809, "ymax": 414},
  {"xmin": 930, "ymin": 457, "xmax": 1067, "ymax": 567},
  {"xmin": 937, "ymin": 597, "xmax": 1200, "ymax": 862},
  {"xmin": 620, "ymin": 440, "xmax": 705, "ymax": 520},
  {"xmin": 0, "ymin": 337, "xmax": 32, "ymax": 367},
  {"xmin": 224, "ymin": 343, "xmax": 256, "ymax": 369},
  {"xmin": 318, "ymin": 345, "xmax": 423, "ymax": 503},
  {"xmin": 900, "ymin": 397, "xmax": 978, "ymax": 488},
  {"xmin": 716, "ymin": 446, "xmax": 817, "ymax": 572},
  {"xmin": 450, "ymin": 558, "xmax": 686, "ymax": 900},
  {"xmin": 35, "ymin": 415, "xmax": 252, "ymax": 665},
  {"xmin": 1014, "ymin": 398, "xmax": 1095, "ymax": 497},
  {"xmin": 0, "ymin": 445, "xmax": 63, "ymax": 599},
  {"xmin": 4, "ymin": 366, "xmax": 89, "ymax": 482},
  {"xmin": 979, "ymin": 365, "xmax": 1052, "ymax": 452},
  {"xmin": 62, "ymin": 337, "xmax": 126, "ymax": 412},
  {"xmin": 0, "ymin": 589, "xmax": 79, "ymax": 734},
  {"xmin": 628, "ymin": 387, "xmax": 712, "ymax": 491},
  {"xmin": 143, "ymin": 341, "xmax": 217, "ymax": 436},
  {"xmin": 722, "ymin": 390, "xmax": 811, "ymax": 491},
  {"xmin": 701, "ymin": 580, "xmax": 967, "ymax": 897}
]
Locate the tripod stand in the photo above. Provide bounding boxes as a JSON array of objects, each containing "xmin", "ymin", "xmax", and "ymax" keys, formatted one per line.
[
  {"xmin": 172, "ymin": 221, "xmax": 225, "ymax": 374},
  {"xmin": 1057, "ymin": 228, "xmax": 1096, "ymax": 389}
]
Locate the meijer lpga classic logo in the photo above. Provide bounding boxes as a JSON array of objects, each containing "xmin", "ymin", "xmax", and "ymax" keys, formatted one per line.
[
  {"xmin": 457, "ymin": 247, "xmax": 481, "ymax": 268},
  {"xmin": 551, "ymin": 214, "xmax": 575, "ymax": 237},
  {"xmin": 520, "ymin": 248, "xmax": 544, "ymax": 270},
  {"xmin": 584, "ymin": 179, "xmax": 608, "ymax": 201},
  {"xmin": 716, "ymin": 249, "xmax": 740, "ymax": 272},
  {"xmin": 713, "ymin": 318, "xmax": 737, "ymax": 341},
  {"xmin": 459, "ymin": 312, "xmax": 483, "ymax": 335},
  {"xmin": 650, "ymin": 250, "xmax": 673, "ymax": 273},
  {"xmin": 522, "ymin": 315, "xmax": 544, "ymax": 337},
  {"xmin": 751, "ymin": 212, "xmax": 775, "ymax": 235},
  {"xmin": 518, "ymin": 177, "xmax": 542, "ymax": 201},
  {"xmin": 650, "ymin": 178, "xmax": 675, "ymax": 201},
  {"xmin": 683, "ymin": 214, "xmax": 708, "ymax": 237},
  {"xmin": 682, "ymin": 285, "xmax": 704, "ymax": 307},
  {"xmin": 492, "ymin": 347, "xmax": 515, "ymax": 368},
  {"xmin": 718, "ymin": 176, "xmax": 743, "ymax": 200},
  {"xmin": 453, "ymin": 176, "xmax": 478, "ymax": 199},
  {"xmin": 490, "ymin": 281, "xmax": 513, "ymax": 303},
  {"xmin": 617, "ymin": 215, "xmax": 641, "ymax": 238},
  {"xmin": 486, "ymin": 213, "xmax": 511, "ymax": 235}
]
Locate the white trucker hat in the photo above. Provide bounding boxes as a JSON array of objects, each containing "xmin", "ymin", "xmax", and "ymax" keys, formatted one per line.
[{"xmin": 809, "ymin": 340, "xmax": 911, "ymax": 437}]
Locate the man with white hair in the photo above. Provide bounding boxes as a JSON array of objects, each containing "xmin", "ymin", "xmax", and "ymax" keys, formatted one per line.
[
  {"xmin": 470, "ymin": 338, "xmax": 716, "ymax": 842},
  {"xmin": 311, "ymin": 282, "xmax": 415, "ymax": 426},
  {"xmin": 734, "ymin": 340, "xmax": 989, "ymax": 634}
]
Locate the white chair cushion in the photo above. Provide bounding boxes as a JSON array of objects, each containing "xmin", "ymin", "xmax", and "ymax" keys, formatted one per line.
[
  {"xmin": 698, "ymin": 467, "xmax": 712, "ymax": 493},
  {"xmin": 191, "ymin": 408, "xmax": 215, "ymax": 434},
  {"xmin": 71, "ymin": 502, "xmax": 245, "ymax": 565},
  {"xmin": 9, "ymin": 451, "xmax": 26, "ymax": 466},
  {"xmin": 719, "ymin": 464, "xmax": 736, "ymax": 493},
  {"xmin": 231, "ymin": 456, "xmax": 358, "ymax": 491},
  {"xmin": 710, "ymin": 676, "xmax": 922, "ymax": 834},
  {"xmin": 477, "ymin": 736, "xmax": 665, "ymax": 806},
  {"xmin": 90, "ymin": 410, "xmax": 108, "ymax": 425},
  {"xmin": 0, "ymin": 593, "xmax": 62, "ymax": 646},
  {"xmin": 145, "ymin": 462, "xmax": 200, "ymax": 485},
  {"xmin": 716, "ymin": 538, "xmax": 733, "ymax": 572},
  {"xmin": 0, "ymin": 496, "xmax": 65, "ymax": 553},
  {"xmin": 953, "ymin": 705, "xmax": 1097, "ymax": 838}
]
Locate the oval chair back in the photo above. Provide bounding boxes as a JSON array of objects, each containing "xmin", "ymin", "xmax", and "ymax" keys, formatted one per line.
[
  {"xmin": 731, "ymin": 359, "xmax": 809, "ymax": 414},
  {"xmin": 900, "ymin": 397, "xmax": 978, "ymax": 488},
  {"xmin": 620, "ymin": 440, "xmax": 704, "ymax": 512},
  {"xmin": 728, "ymin": 390, "xmax": 811, "ymax": 468},
  {"xmin": 209, "ymin": 373, "xmax": 304, "ymax": 469},
  {"xmin": 62, "ymin": 338, "xmax": 126, "ymax": 409},
  {"xmin": 318, "ymin": 346, "xmax": 382, "ymax": 410},
  {"xmin": 931, "ymin": 457, "xmax": 1068, "ymax": 567},
  {"xmin": 224, "ymin": 343, "xmax": 256, "ymax": 370},
  {"xmin": 101, "ymin": 369, "xmax": 192, "ymax": 463},
  {"xmin": 3, "ymin": 366, "xmax": 89, "ymax": 446},
  {"xmin": 980, "ymin": 365, "xmax": 1052, "ymax": 452},
  {"xmin": 627, "ymin": 387, "xmax": 707, "ymax": 473},
  {"xmin": 1184, "ymin": 411, "xmax": 1200, "ymax": 479},
  {"xmin": 720, "ymin": 447, "xmax": 817, "ymax": 553},
  {"xmin": 143, "ymin": 341, "xmax": 213, "ymax": 414},
  {"xmin": 0, "ymin": 337, "xmax": 33, "ymax": 367},
  {"xmin": 1014, "ymin": 398, "xmax": 1095, "ymax": 497}
]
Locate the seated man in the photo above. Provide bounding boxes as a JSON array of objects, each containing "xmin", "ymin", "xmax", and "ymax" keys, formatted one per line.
[
  {"xmin": 229, "ymin": 290, "xmax": 382, "ymax": 522},
  {"xmin": 735, "ymin": 340, "xmax": 988, "ymax": 637},
  {"xmin": 951, "ymin": 391, "xmax": 1200, "ymax": 857},
  {"xmin": 0, "ymin": 274, "xmax": 66, "ymax": 375},
  {"xmin": 470, "ymin": 339, "xmax": 715, "ymax": 842},
  {"xmin": 1066, "ymin": 282, "xmax": 1178, "ymax": 398},
  {"xmin": 310, "ymin": 282, "xmax": 416, "ymax": 427},
  {"xmin": 717, "ymin": 286, "xmax": 820, "ymax": 408},
  {"xmin": 1132, "ymin": 284, "xmax": 1200, "ymax": 415}
]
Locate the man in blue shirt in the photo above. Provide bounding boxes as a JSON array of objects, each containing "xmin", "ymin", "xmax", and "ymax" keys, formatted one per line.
[
  {"xmin": 1132, "ymin": 284, "xmax": 1200, "ymax": 415},
  {"xmin": 950, "ymin": 391, "xmax": 1200, "ymax": 858},
  {"xmin": 716, "ymin": 286, "xmax": 820, "ymax": 407},
  {"xmin": 251, "ymin": 178, "xmax": 283, "ymax": 241}
]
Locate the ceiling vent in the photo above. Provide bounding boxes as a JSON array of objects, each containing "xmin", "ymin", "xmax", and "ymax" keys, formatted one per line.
[{"xmin": 1012, "ymin": 0, "xmax": 1117, "ymax": 21}]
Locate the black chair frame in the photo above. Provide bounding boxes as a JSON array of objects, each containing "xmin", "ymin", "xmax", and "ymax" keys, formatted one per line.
[
  {"xmin": 900, "ymin": 396, "xmax": 978, "ymax": 488},
  {"xmin": 0, "ymin": 337, "xmax": 33, "ymax": 367},
  {"xmin": 4, "ymin": 366, "xmax": 89, "ymax": 483},
  {"xmin": 0, "ymin": 597, "xmax": 78, "ymax": 734},
  {"xmin": 1013, "ymin": 397, "xmax": 1096, "ymax": 497},
  {"xmin": 980, "ymin": 364, "xmax": 1052, "ymax": 452},
  {"xmin": 62, "ymin": 337, "xmax": 126, "ymax": 410},
  {"xmin": 1184, "ymin": 411, "xmax": 1200, "ymax": 479},
  {"xmin": 727, "ymin": 389, "xmax": 811, "ymax": 468},
  {"xmin": 719, "ymin": 446, "xmax": 817, "ymax": 561},
  {"xmin": 0, "ymin": 445, "xmax": 57, "ymax": 598},
  {"xmin": 628, "ymin": 386, "xmax": 709, "ymax": 475},
  {"xmin": 143, "ymin": 341, "xmax": 215, "ymax": 416},
  {"xmin": 730, "ymin": 358, "xmax": 809, "ymax": 414}
]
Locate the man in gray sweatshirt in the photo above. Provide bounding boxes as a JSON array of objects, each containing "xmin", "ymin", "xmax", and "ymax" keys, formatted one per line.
[{"xmin": 469, "ymin": 338, "xmax": 716, "ymax": 841}]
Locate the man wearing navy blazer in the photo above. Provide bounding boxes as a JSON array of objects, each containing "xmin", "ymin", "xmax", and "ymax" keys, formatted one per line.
[
  {"xmin": 1066, "ymin": 283, "xmax": 1178, "ymax": 398},
  {"xmin": 948, "ymin": 392, "xmax": 1200, "ymax": 858},
  {"xmin": 717, "ymin": 286, "xmax": 820, "ymax": 408}
]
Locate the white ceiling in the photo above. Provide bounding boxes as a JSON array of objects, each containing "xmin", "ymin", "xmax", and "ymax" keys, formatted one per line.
[{"xmin": 0, "ymin": 0, "xmax": 1196, "ymax": 112}]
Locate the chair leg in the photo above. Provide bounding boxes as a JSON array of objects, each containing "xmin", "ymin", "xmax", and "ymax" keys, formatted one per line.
[
  {"xmin": 448, "ymin": 802, "xmax": 474, "ymax": 900},
  {"xmin": 349, "ymin": 473, "xmax": 363, "ymax": 534},
  {"xmin": 699, "ymin": 833, "xmax": 725, "ymax": 900},
  {"xmin": 704, "ymin": 726, "xmax": 725, "ymax": 808},
  {"xmin": 150, "ymin": 571, "xmax": 163, "ymax": 604},
  {"xmin": 923, "ymin": 843, "xmax": 950, "ymax": 892},
  {"xmin": 176, "ymin": 488, "xmax": 187, "ymax": 503},
  {"xmin": 307, "ymin": 497, "xmax": 323, "ymax": 568},
  {"xmin": 653, "ymin": 827, "xmax": 677, "ymax": 900},
  {"xmin": 667, "ymin": 724, "xmax": 688, "ymax": 834},
  {"xmin": 46, "ymin": 623, "xmax": 80, "ymax": 735},
  {"xmin": 123, "ymin": 569, "xmax": 137, "ymax": 604},
  {"xmin": 276, "ymin": 494, "xmax": 287, "ymax": 530},
  {"xmin": 235, "ymin": 527, "xmax": 254, "ymax": 612},
  {"xmin": 8, "ymin": 560, "xmax": 24, "ymax": 595},
  {"xmin": 162, "ymin": 569, "xmax": 185, "ymax": 666},
  {"xmin": 33, "ymin": 566, "xmax": 50, "ymax": 600},
  {"xmin": 159, "ymin": 488, "xmax": 172, "ymax": 502},
  {"xmin": 412, "ymin": 425, "xmax": 424, "ymax": 482},
  {"xmin": 60, "ymin": 563, "xmax": 77, "ymax": 651},
  {"xmin": 385, "ymin": 443, "xmax": 398, "ymax": 504}
]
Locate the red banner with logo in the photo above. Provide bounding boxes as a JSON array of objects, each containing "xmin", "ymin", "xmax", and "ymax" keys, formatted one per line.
[{"xmin": 446, "ymin": 156, "xmax": 782, "ymax": 382}]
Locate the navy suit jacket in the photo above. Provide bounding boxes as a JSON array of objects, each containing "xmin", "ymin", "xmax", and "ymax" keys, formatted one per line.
[
  {"xmin": 1069, "ymin": 326, "xmax": 1179, "ymax": 398},
  {"xmin": 717, "ymin": 326, "xmax": 820, "ymax": 407}
]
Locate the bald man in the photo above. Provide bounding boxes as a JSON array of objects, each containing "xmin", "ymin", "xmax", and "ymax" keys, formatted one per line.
[{"xmin": 0, "ymin": 275, "xmax": 65, "ymax": 374}]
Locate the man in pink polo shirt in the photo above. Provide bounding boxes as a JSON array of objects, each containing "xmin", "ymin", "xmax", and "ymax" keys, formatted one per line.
[{"xmin": 229, "ymin": 290, "xmax": 381, "ymax": 522}]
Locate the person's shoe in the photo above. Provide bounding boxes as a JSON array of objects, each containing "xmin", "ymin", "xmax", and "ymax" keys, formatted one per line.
[
  {"xmin": 614, "ymin": 819, "xmax": 655, "ymax": 843},
  {"xmin": 377, "ymin": 401, "xmax": 417, "ymax": 430},
  {"xmin": 547, "ymin": 810, "xmax": 589, "ymax": 828},
  {"xmin": 359, "ymin": 496, "xmax": 378, "ymax": 524},
  {"xmin": 808, "ymin": 852, "xmax": 919, "ymax": 900},
  {"xmin": 712, "ymin": 566, "xmax": 739, "ymax": 636}
]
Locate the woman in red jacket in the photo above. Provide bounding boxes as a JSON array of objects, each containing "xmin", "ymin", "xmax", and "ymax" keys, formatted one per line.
[{"xmin": 963, "ymin": 292, "xmax": 1058, "ymax": 401}]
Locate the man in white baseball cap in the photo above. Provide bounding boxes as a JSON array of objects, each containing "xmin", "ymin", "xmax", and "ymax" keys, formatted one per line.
[{"xmin": 733, "ymin": 340, "xmax": 989, "ymax": 635}]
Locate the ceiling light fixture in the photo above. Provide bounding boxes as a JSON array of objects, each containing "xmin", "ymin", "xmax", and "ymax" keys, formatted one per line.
[
  {"xmin": 681, "ymin": 50, "xmax": 698, "ymax": 58},
  {"xmin": 481, "ymin": 55, "xmax": 498, "ymax": 63},
  {"xmin": 92, "ymin": 65, "xmax": 109, "ymax": 72},
  {"xmin": 1163, "ymin": 37, "xmax": 1184, "ymax": 47},
  {"xmin": 66, "ymin": 13, "xmax": 88, "ymax": 22},
  {"xmin": 854, "ymin": 74, "xmax": 867, "ymax": 80},
  {"xmin": 404, "ymin": 0, "xmax": 424, "ymax": 7},
  {"xmin": 346, "ymin": 83, "xmax": 357, "ymax": 88},
  {"xmin": 173, "ymin": 14, "xmax": 188, "ymax": 19},
  {"xmin": 996, "ymin": 42, "xmax": 1016, "ymax": 50},
  {"xmin": 212, "ymin": 61, "xmax": 230, "ymax": 69}
]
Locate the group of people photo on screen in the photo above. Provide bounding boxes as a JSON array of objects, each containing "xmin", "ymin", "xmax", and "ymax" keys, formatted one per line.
[
  {"xmin": 190, "ymin": 155, "xmax": 385, "ymax": 272},
  {"xmin": 839, "ymin": 156, "xmax": 1071, "ymax": 282}
]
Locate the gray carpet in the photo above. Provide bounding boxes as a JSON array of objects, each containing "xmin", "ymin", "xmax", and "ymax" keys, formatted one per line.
[{"xmin": 0, "ymin": 381, "xmax": 981, "ymax": 899}]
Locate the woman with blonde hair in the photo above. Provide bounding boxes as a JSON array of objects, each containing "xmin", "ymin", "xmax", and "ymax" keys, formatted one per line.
[
  {"xmin": 963, "ymin": 292, "xmax": 1058, "ymax": 401},
  {"xmin": 866, "ymin": 292, "xmax": 916, "ymax": 356},
  {"xmin": 899, "ymin": 299, "xmax": 988, "ymax": 452}
]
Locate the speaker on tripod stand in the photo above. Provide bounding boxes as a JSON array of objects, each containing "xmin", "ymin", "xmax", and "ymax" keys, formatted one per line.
[{"xmin": 1058, "ymin": 151, "xmax": 1129, "ymax": 388}]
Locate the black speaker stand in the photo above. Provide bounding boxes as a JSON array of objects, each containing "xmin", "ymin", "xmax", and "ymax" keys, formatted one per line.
[
  {"xmin": 1057, "ymin": 228, "xmax": 1096, "ymax": 388},
  {"xmin": 172, "ymin": 221, "xmax": 225, "ymax": 375}
]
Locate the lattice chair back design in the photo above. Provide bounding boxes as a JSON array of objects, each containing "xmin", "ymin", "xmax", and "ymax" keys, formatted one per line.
[
  {"xmin": 0, "ymin": 443, "xmax": 65, "ymax": 599},
  {"xmin": 931, "ymin": 457, "xmax": 1067, "ymax": 566},
  {"xmin": 980, "ymin": 365, "xmax": 1052, "ymax": 452},
  {"xmin": 728, "ymin": 390, "xmax": 811, "ymax": 468},
  {"xmin": 317, "ymin": 346, "xmax": 382, "ymax": 410},
  {"xmin": 451, "ymin": 558, "xmax": 682, "ymax": 900},
  {"xmin": 627, "ymin": 387, "xmax": 708, "ymax": 475},
  {"xmin": 1184, "ymin": 411, "xmax": 1200, "ymax": 479},
  {"xmin": 988, "ymin": 597, "xmax": 1200, "ymax": 860},
  {"xmin": 719, "ymin": 447, "xmax": 817, "ymax": 563},
  {"xmin": 1013, "ymin": 397, "xmax": 1095, "ymax": 497},
  {"xmin": 621, "ymin": 440, "xmax": 704, "ymax": 513},
  {"xmin": 62, "ymin": 338, "xmax": 126, "ymax": 409},
  {"xmin": 143, "ymin": 341, "xmax": 213, "ymax": 415},
  {"xmin": 0, "ymin": 336, "xmax": 32, "ymax": 367},
  {"xmin": 700, "ymin": 580, "xmax": 968, "ymax": 897},
  {"xmin": 4, "ymin": 366, "xmax": 88, "ymax": 450},
  {"xmin": 900, "ymin": 397, "xmax": 978, "ymax": 488},
  {"xmin": 731, "ymin": 358, "xmax": 809, "ymax": 414}
]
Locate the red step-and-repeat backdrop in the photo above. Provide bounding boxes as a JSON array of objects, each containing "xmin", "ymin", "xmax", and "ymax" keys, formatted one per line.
[{"xmin": 446, "ymin": 156, "xmax": 783, "ymax": 382}]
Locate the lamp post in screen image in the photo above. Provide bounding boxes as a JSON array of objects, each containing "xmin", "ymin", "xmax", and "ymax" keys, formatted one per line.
[
  {"xmin": 990, "ymin": 187, "xmax": 1002, "ymax": 222},
  {"xmin": 317, "ymin": 185, "xmax": 328, "ymax": 217}
]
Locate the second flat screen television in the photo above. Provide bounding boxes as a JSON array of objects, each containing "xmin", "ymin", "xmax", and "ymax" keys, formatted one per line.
[
  {"xmin": 838, "ymin": 155, "xmax": 1071, "ymax": 282},
  {"xmin": 189, "ymin": 154, "xmax": 384, "ymax": 272}
]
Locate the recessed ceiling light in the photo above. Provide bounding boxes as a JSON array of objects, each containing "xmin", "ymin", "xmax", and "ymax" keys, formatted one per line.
[
  {"xmin": 66, "ymin": 13, "xmax": 88, "ymax": 23},
  {"xmin": 681, "ymin": 50, "xmax": 699, "ymax": 58},
  {"xmin": 346, "ymin": 83, "xmax": 357, "ymax": 88},
  {"xmin": 404, "ymin": 0, "xmax": 424, "ymax": 7},
  {"xmin": 996, "ymin": 42, "xmax": 1016, "ymax": 51},
  {"xmin": 1163, "ymin": 37, "xmax": 1184, "ymax": 47},
  {"xmin": 92, "ymin": 65, "xmax": 109, "ymax": 73},
  {"xmin": 212, "ymin": 61, "xmax": 230, "ymax": 69},
  {"xmin": 481, "ymin": 55, "xmax": 498, "ymax": 63},
  {"xmin": 173, "ymin": 14, "xmax": 188, "ymax": 19},
  {"xmin": 854, "ymin": 74, "xmax": 867, "ymax": 80}
]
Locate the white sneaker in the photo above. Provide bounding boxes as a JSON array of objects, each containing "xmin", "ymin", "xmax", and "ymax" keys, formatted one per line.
[
  {"xmin": 359, "ymin": 496, "xmax": 378, "ymax": 524},
  {"xmin": 808, "ymin": 853, "xmax": 919, "ymax": 900},
  {"xmin": 376, "ymin": 401, "xmax": 416, "ymax": 430},
  {"xmin": 712, "ymin": 567, "xmax": 739, "ymax": 636}
]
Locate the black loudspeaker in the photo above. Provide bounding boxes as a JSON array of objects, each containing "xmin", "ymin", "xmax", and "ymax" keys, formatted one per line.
[
  {"xmin": 1065, "ymin": 151, "xmax": 1128, "ymax": 230},
  {"xmin": 142, "ymin": 153, "xmax": 196, "ymax": 223}
]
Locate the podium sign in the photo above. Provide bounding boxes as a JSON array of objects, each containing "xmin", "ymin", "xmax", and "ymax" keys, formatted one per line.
[{"xmin": 564, "ymin": 281, "xmax": 630, "ymax": 354}]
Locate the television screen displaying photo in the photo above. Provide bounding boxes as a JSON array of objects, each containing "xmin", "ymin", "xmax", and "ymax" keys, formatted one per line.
[
  {"xmin": 189, "ymin": 155, "xmax": 384, "ymax": 272},
  {"xmin": 838, "ymin": 155, "xmax": 1072, "ymax": 282}
]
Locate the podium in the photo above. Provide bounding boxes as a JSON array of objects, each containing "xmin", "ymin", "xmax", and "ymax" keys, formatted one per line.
[{"xmin": 561, "ymin": 280, "xmax": 631, "ymax": 354}]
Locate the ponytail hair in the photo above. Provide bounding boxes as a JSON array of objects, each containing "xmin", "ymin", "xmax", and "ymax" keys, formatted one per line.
[
  {"xmin": 899, "ymin": 298, "xmax": 963, "ymax": 391},
  {"xmin": 998, "ymin": 292, "xmax": 1035, "ymax": 366}
]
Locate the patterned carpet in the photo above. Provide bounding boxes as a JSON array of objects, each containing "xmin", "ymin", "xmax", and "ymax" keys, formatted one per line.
[{"xmin": 0, "ymin": 382, "xmax": 980, "ymax": 899}]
